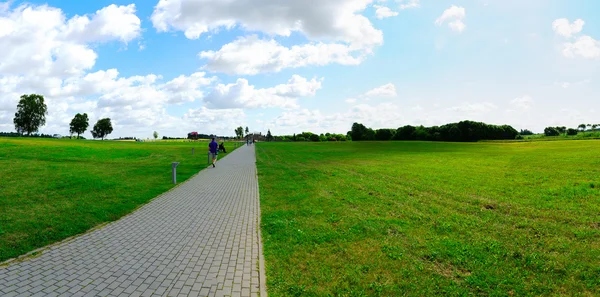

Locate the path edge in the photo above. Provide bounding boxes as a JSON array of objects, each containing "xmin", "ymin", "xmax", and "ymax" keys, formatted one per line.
[{"xmin": 254, "ymin": 145, "xmax": 269, "ymax": 297}]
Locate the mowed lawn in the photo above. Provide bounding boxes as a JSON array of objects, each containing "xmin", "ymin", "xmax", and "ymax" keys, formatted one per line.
[
  {"xmin": 0, "ymin": 137, "xmax": 237, "ymax": 262},
  {"xmin": 256, "ymin": 141, "xmax": 600, "ymax": 296}
]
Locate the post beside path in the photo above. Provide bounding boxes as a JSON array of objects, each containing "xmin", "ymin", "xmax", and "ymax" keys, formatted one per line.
[{"xmin": 172, "ymin": 162, "xmax": 179, "ymax": 184}]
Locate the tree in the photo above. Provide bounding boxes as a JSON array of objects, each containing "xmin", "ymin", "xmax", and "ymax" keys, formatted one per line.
[
  {"xmin": 519, "ymin": 129, "xmax": 534, "ymax": 136},
  {"xmin": 555, "ymin": 126, "xmax": 567, "ymax": 134},
  {"xmin": 13, "ymin": 94, "xmax": 48, "ymax": 136},
  {"xmin": 266, "ymin": 129, "xmax": 273, "ymax": 141},
  {"xmin": 69, "ymin": 113, "xmax": 89, "ymax": 139},
  {"xmin": 592, "ymin": 124, "xmax": 598, "ymax": 131},
  {"xmin": 91, "ymin": 118, "xmax": 113, "ymax": 140},
  {"xmin": 234, "ymin": 126, "xmax": 244, "ymax": 139},
  {"xmin": 566, "ymin": 128, "xmax": 578, "ymax": 136},
  {"xmin": 544, "ymin": 127, "xmax": 560, "ymax": 136},
  {"xmin": 394, "ymin": 125, "xmax": 416, "ymax": 140},
  {"xmin": 153, "ymin": 131, "xmax": 158, "ymax": 139},
  {"xmin": 578, "ymin": 124, "xmax": 587, "ymax": 131},
  {"xmin": 245, "ymin": 126, "xmax": 249, "ymax": 136},
  {"xmin": 375, "ymin": 129, "xmax": 394, "ymax": 141}
]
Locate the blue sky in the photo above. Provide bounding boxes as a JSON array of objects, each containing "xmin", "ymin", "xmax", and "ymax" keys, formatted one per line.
[{"xmin": 0, "ymin": 0, "xmax": 599, "ymax": 138}]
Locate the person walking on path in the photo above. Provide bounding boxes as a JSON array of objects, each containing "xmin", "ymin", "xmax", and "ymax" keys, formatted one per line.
[{"xmin": 209, "ymin": 137, "xmax": 218, "ymax": 167}]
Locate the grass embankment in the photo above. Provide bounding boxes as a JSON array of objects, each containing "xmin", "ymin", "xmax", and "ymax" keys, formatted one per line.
[
  {"xmin": 522, "ymin": 131, "xmax": 600, "ymax": 141},
  {"xmin": 256, "ymin": 141, "xmax": 600, "ymax": 296},
  {"xmin": 0, "ymin": 138, "xmax": 239, "ymax": 262}
]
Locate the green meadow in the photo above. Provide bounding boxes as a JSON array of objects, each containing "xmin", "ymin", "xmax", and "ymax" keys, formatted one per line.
[
  {"xmin": 0, "ymin": 137, "xmax": 237, "ymax": 263},
  {"xmin": 256, "ymin": 141, "xmax": 600, "ymax": 296}
]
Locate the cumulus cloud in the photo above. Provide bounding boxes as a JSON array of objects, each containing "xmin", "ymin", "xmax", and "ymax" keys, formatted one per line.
[
  {"xmin": 363, "ymin": 83, "xmax": 397, "ymax": 98},
  {"xmin": 373, "ymin": 5, "xmax": 398, "ymax": 19},
  {"xmin": 153, "ymin": 0, "xmax": 383, "ymax": 74},
  {"xmin": 151, "ymin": 0, "xmax": 382, "ymax": 48},
  {"xmin": 552, "ymin": 18, "xmax": 600, "ymax": 59},
  {"xmin": 399, "ymin": 0, "xmax": 420, "ymax": 10},
  {"xmin": 199, "ymin": 35, "xmax": 364, "ymax": 75},
  {"xmin": 435, "ymin": 5, "xmax": 466, "ymax": 33},
  {"xmin": 204, "ymin": 75, "xmax": 323, "ymax": 109},
  {"xmin": 450, "ymin": 102, "xmax": 497, "ymax": 113},
  {"xmin": 510, "ymin": 96, "xmax": 533, "ymax": 110},
  {"xmin": 554, "ymin": 79, "xmax": 591, "ymax": 88},
  {"xmin": 0, "ymin": 3, "xmax": 141, "ymax": 78},
  {"xmin": 183, "ymin": 107, "xmax": 246, "ymax": 134},
  {"xmin": 552, "ymin": 18, "xmax": 584, "ymax": 38},
  {"xmin": 561, "ymin": 36, "xmax": 600, "ymax": 59},
  {"xmin": 62, "ymin": 4, "xmax": 142, "ymax": 43},
  {"xmin": 266, "ymin": 102, "xmax": 406, "ymax": 134}
]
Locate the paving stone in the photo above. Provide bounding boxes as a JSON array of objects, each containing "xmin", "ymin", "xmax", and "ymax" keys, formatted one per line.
[{"xmin": 0, "ymin": 145, "xmax": 265, "ymax": 297}]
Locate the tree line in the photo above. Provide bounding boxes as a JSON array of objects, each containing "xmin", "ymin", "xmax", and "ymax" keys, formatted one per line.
[
  {"xmin": 349, "ymin": 121, "xmax": 519, "ymax": 142},
  {"xmin": 543, "ymin": 124, "xmax": 600, "ymax": 136},
  {"xmin": 11, "ymin": 94, "xmax": 114, "ymax": 140}
]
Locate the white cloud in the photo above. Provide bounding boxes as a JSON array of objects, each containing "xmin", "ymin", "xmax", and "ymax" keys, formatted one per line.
[
  {"xmin": 373, "ymin": 5, "xmax": 398, "ymax": 19},
  {"xmin": 153, "ymin": 0, "xmax": 383, "ymax": 75},
  {"xmin": 199, "ymin": 35, "xmax": 364, "ymax": 75},
  {"xmin": 450, "ymin": 102, "xmax": 497, "ymax": 113},
  {"xmin": 0, "ymin": 3, "xmax": 141, "ymax": 78},
  {"xmin": 399, "ymin": 0, "xmax": 420, "ymax": 10},
  {"xmin": 183, "ymin": 107, "xmax": 246, "ymax": 135},
  {"xmin": 555, "ymin": 79, "xmax": 591, "ymax": 88},
  {"xmin": 561, "ymin": 36, "xmax": 600, "ymax": 59},
  {"xmin": 552, "ymin": 18, "xmax": 584, "ymax": 38},
  {"xmin": 345, "ymin": 98, "xmax": 357, "ymax": 104},
  {"xmin": 203, "ymin": 75, "xmax": 323, "ymax": 109},
  {"xmin": 551, "ymin": 18, "xmax": 600, "ymax": 59},
  {"xmin": 267, "ymin": 102, "xmax": 405, "ymax": 134},
  {"xmin": 363, "ymin": 83, "xmax": 397, "ymax": 98},
  {"xmin": 510, "ymin": 96, "xmax": 533, "ymax": 110},
  {"xmin": 435, "ymin": 5, "xmax": 466, "ymax": 33},
  {"xmin": 448, "ymin": 20, "xmax": 466, "ymax": 33},
  {"xmin": 62, "ymin": 4, "xmax": 141, "ymax": 44},
  {"xmin": 151, "ymin": 0, "xmax": 383, "ymax": 49}
]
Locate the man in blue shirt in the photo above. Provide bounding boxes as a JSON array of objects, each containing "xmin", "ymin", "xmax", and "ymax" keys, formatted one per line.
[{"xmin": 208, "ymin": 137, "xmax": 218, "ymax": 167}]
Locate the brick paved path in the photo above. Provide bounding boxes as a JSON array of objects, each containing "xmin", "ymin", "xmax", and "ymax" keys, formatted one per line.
[{"xmin": 0, "ymin": 145, "xmax": 266, "ymax": 297}]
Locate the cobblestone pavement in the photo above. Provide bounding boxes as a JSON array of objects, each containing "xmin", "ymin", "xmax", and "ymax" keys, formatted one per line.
[{"xmin": 0, "ymin": 145, "xmax": 266, "ymax": 297}]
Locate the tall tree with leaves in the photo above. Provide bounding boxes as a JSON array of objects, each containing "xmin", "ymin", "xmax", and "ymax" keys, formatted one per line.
[
  {"xmin": 13, "ymin": 94, "xmax": 48, "ymax": 136},
  {"xmin": 91, "ymin": 118, "xmax": 113, "ymax": 140},
  {"xmin": 245, "ymin": 126, "xmax": 249, "ymax": 136},
  {"xmin": 266, "ymin": 129, "xmax": 273, "ymax": 141},
  {"xmin": 234, "ymin": 126, "xmax": 244, "ymax": 139},
  {"xmin": 153, "ymin": 131, "xmax": 158, "ymax": 139},
  {"xmin": 578, "ymin": 124, "xmax": 587, "ymax": 131},
  {"xmin": 69, "ymin": 113, "xmax": 89, "ymax": 139}
]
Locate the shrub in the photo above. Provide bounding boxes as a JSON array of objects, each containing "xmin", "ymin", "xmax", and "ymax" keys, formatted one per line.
[
  {"xmin": 544, "ymin": 127, "xmax": 560, "ymax": 136},
  {"xmin": 519, "ymin": 129, "xmax": 534, "ymax": 135},
  {"xmin": 515, "ymin": 135, "xmax": 524, "ymax": 140}
]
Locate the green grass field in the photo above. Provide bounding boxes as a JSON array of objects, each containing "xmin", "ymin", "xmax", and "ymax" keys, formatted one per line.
[
  {"xmin": 0, "ymin": 137, "xmax": 239, "ymax": 263},
  {"xmin": 256, "ymin": 141, "xmax": 600, "ymax": 296}
]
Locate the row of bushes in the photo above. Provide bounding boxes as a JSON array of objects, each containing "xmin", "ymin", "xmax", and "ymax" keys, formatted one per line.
[
  {"xmin": 0, "ymin": 132, "xmax": 56, "ymax": 138},
  {"xmin": 544, "ymin": 126, "xmax": 579, "ymax": 136},
  {"xmin": 274, "ymin": 132, "xmax": 349, "ymax": 142},
  {"xmin": 349, "ymin": 121, "xmax": 519, "ymax": 142}
]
